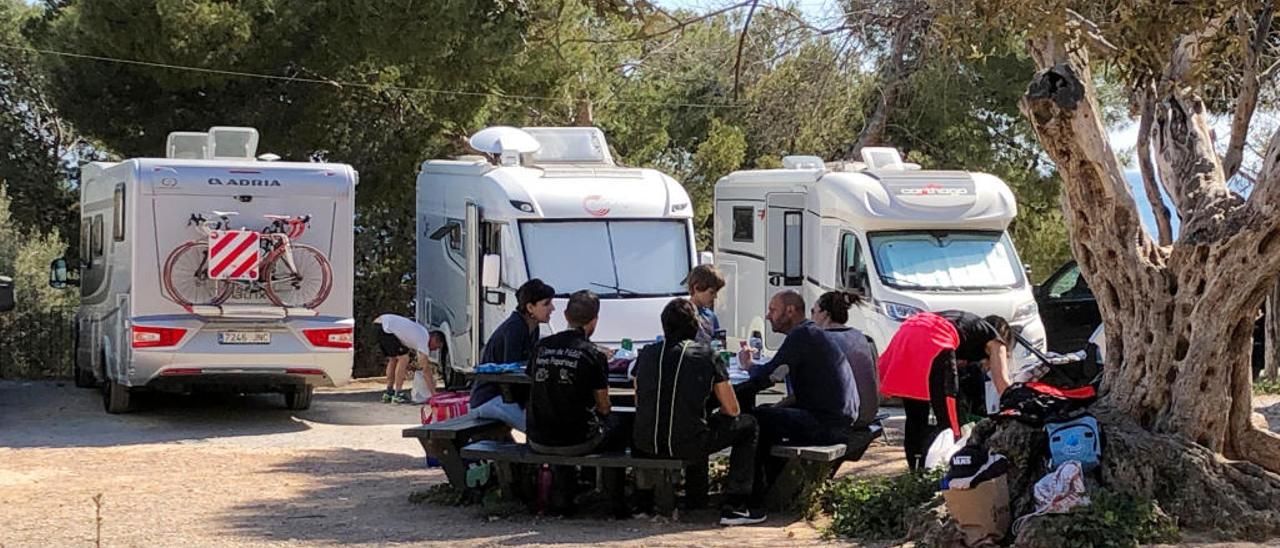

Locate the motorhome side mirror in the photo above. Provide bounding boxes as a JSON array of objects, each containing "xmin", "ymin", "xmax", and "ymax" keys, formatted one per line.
[
  {"xmin": 0, "ymin": 276, "xmax": 14, "ymax": 313},
  {"xmin": 483, "ymin": 290, "xmax": 506, "ymax": 306},
  {"xmin": 48, "ymin": 258, "xmax": 76, "ymax": 289},
  {"xmin": 481, "ymin": 254, "xmax": 501, "ymax": 289},
  {"xmin": 699, "ymin": 251, "xmax": 714, "ymax": 266}
]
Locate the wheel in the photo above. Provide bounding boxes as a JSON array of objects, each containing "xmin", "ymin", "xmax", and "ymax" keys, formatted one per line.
[
  {"xmin": 262, "ymin": 244, "xmax": 333, "ymax": 309},
  {"xmin": 72, "ymin": 325, "xmax": 97, "ymax": 388},
  {"xmin": 103, "ymin": 380, "xmax": 133, "ymax": 414},
  {"xmin": 163, "ymin": 241, "xmax": 233, "ymax": 306},
  {"xmin": 284, "ymin": 385, "xmax": 314, "ymax": 410}
]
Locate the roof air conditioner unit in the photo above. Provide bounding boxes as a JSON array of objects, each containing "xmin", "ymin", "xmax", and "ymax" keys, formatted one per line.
[
  {"xmin": 166, "ymin": 132, "xmax": 209, "ymax": 159},
  {"xmin": 207, "ymin": 126, "xmax": 260, "ymax": 160},
  {"xmin": 782, "ymin": 155, "xmax": 825, "ymax": 170}
]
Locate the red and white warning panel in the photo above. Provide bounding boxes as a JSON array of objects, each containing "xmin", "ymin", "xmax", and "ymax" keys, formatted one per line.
[{"xmin": 207, "ymin": 230, "xmax": 262, "ymax": 280}]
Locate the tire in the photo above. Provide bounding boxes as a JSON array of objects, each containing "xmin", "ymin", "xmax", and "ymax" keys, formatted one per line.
[
  {"xmin": 163, "ymin": 241, "xmax": 233, "ymax": 307},
  {"xmin": 262, "ymin": 244, "xmax": 332, "ymax": 309},
  {"xmin": 284, "ymin": 385, "xmax": 314, "ymax": 410},
  {"xmin": 103, "ymin": 381, "xmax": 133, "ymax": 414}
]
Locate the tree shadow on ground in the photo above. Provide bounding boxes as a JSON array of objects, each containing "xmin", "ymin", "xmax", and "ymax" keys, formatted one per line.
[
  {"xmin": 220, "ymin": 448, "xmax": 826, "ymax": 546},
  {"xmin": 0, "ymin": 381, "xmax": 418, "ymax": 448}
]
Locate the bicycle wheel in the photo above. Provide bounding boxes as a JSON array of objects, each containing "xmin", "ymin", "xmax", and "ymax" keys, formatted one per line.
[
  {"xmin": 262, "ymin": 244, "xmax": 333, "ymax": 309},
  {"xmin": 163, "ymin": 241, "xmax": 233, "ymax": 306}
]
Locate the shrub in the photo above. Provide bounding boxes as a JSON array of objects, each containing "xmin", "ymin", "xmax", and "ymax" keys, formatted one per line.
[
  {"xmin": 821, "ymin": 469, "xmax": 943, "ymax": 540},
  {"xmin": 1015, "ymin": 489, "xmax": 1179, "ymax": 547}
]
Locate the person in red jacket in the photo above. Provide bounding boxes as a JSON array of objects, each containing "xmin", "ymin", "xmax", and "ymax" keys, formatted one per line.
[{"xmin": 878, "ymin": 310, "xmax": 1013, "ymax": 471}]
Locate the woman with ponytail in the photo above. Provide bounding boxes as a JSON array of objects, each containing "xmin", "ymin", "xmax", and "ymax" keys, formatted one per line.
[{"xmin": 812, "ymin": 291, "xmax": 879, "ymax": 429}]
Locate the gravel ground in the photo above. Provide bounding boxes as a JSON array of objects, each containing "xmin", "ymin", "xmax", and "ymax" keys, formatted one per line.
[
  {"xmin": 0, "ymin": 379, "xmax": 902, "ymax": 547},
  {"xmin": 3, "ymin": 379, "xmax": 1277, "ymax": 547}
]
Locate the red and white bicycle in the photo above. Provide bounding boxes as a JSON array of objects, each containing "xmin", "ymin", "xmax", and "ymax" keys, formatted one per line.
[{"xmin": 162, "ymin": 211, "xmax": 333, "ymax": 309}]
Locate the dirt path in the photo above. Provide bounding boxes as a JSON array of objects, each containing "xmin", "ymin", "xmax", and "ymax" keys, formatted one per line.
[
  {"xmin": 0, "ymin": 380, "xmax": 896, "ymax": 547},
  {"xmin": 5, "ymin": 380, "xmax": 1276, "ymax": 547}
]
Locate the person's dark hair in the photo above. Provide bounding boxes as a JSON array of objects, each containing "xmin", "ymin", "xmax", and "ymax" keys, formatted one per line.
[
  {"xmin": 564, "ymin": 290, "xmax": 600, "ymax": 327},
  {"xmin": 687, "ymin": 265, "xmax": 726, "ymax": 293},
  {"xmin": 816, "ymin": 291, "xmax": 864, "ymax": 325},
  {"xmin": 984, "ymin": 315, "xmax": 1013, "ymax": 347},
  {"xmin": 660, "ymin": 298, "xmax": 700, "ymax": 342},
  {"xmin": 429, "ymin": 331, "xmax": 445, "ymax": 345},
  {"xmin": 516, "ymin": 278, "xmax": 555, "ymax": 316}
]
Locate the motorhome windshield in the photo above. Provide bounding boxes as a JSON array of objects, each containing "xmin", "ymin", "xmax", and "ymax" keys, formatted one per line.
[
  {"xmin": 868, "ymin": 230, "xmax": 1024, "ymax": 291},
  {"xmin": 520, "ymin": 220, "xmax": 691, "ymax": 298}
]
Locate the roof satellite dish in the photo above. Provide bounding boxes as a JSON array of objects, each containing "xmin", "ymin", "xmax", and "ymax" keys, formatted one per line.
[{"xmin": 469, "ymin": 127, "xmax": 540, "ymax": 166}]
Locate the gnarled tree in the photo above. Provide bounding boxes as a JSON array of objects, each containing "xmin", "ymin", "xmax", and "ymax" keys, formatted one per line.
[{"xmin": 934, "ymin": 0, "xmax": 1280, "ymax": 538}]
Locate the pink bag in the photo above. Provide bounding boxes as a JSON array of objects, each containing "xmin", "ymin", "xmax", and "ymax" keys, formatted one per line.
[{"xmin": 420, "ymin": 391, "xmax": 470, "ymax": 424}]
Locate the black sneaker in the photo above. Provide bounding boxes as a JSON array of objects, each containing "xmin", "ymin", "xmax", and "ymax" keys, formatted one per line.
[{"xmin": 718, "ymin": 506, "xmax": 767, "ymax": 526}]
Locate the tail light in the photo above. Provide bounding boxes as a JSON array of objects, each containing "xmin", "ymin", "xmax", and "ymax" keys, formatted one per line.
[
  {"xmin": 303, "ymin": 327, "xmax": 353, "ymax": 349},
  {"xmin": 132, "ymin": 325, "xmax": 188, "ymax": 348}
]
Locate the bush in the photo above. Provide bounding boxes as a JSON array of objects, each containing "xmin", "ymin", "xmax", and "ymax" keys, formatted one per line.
[
  {"xmin": 1255, "ymin": 377, "xmax": 1280, "ymax": 396},
  {"xmin": 821, "ymin": 469, "xmax": 943, "ymax": 540},
  {"xmin": 1015, "ymin": 489, "xmax": 1179, "ymax": 547}
]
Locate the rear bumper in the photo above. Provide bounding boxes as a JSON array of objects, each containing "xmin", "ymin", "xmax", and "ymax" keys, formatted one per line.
[{"xmin": 123, "ymin": 315, "xmax": 354, "ymax": 389}]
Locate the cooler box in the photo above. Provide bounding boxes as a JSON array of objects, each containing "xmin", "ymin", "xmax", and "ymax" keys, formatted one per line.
[{"xmin": 421, "ymin": 391, "xmax": 470, "ymax": 425}]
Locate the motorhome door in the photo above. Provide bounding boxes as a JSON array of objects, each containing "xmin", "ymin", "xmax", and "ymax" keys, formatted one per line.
[{"xmin": 764, "ymin": 192, "xmax": 805, "ymax": 348}]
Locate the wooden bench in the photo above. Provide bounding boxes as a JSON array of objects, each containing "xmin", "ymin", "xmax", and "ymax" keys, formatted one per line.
[
  {"xmin": 764, "ymin": 421, "xmax": 885, "ymax": 511},
  {"xmin": 461, "ymin": 439, "xmax": 687, "ymax": 513},
  {"xmin": 403, "ymin": 415, "xmax": 510, "ymax": 490}
]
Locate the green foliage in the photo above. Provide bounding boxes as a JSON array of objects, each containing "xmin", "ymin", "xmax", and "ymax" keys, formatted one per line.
[
  {"xmin": 1255, "ymin": 377, "xmax": 1280, "ymax": 396},
  {"xmin": 820, "ymin": 469, "xmax": 943, "ymax": 541},
  {"xmin": 0, "ymin": 184, "xmax": 77, "ymax": 378},
  {"xmin": 1015, "ymin": 489, "xmax": 1179, "ymax": 548}
]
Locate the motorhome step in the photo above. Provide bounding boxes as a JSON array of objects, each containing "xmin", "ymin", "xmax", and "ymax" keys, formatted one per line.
[
  {"xmin": 403, "ymin": 417, "xmax": 510, "ymax": 490},
  {"xmin": 460, "ymin": 440, "xmax": 685, "ymax": 514}
]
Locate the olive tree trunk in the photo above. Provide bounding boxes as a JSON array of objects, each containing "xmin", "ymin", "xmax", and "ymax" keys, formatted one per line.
[{"xmin": 1021, "ymin": 28, "xmax": 1280, "ymax": 472}]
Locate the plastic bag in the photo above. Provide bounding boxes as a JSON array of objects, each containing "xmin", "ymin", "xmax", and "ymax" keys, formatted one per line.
[
  {"xmin": 925, "ymin": 423, "xmax": 974, "ymax": 470},
  {"xmin": 1013, "ymin": 461, "xmax": 1090, "ymax": 536},
  {"xmin": 411, "ymin": 370, "xmax": 431, "ymax": 404}
]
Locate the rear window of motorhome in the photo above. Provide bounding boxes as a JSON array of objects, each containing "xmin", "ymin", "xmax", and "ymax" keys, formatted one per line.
[
  {"xmin": 732, "ymin": 207, "xmax": 754, "ymax": 242},
  {"xmin": 868, "ymin": 230, "xmax": 1023, "ymax": 290},
  {"xmin": 113, "ymin": 183, "xmax": 126, "ymax": 242},
  {"xmin": 521, "ymin": 220, "xmax": 690, "ymax": 298}
]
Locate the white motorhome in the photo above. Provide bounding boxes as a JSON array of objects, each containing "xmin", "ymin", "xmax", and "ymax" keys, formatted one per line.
[
  {"xmin": 52, "ymin": 127, "xmax": 357, "ymax": 413},
  {"xmin": 417, "ymin": 127, "xmax": 697, "ymax": 381},
  {"xmin": 713, "ymin": 149, "xmax": 1047, "ymax": 361}
]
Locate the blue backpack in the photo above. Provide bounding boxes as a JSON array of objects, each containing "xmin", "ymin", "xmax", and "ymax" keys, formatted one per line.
[{"xmin": 1046, "ymin": 414, "xmax": 1102, "ymax": 472}]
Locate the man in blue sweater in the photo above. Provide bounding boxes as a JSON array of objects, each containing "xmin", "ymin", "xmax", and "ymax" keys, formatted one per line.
[
  {"xmin": 736, "ymin": 290, "xmax": 858, "ymax": 500},
  {"xmin": 467, "ymin": 279, "xmax": 555, "ymax": 431}
]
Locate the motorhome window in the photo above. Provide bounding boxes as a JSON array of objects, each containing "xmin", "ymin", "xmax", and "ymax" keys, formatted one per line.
[
  {"xmin": 782, "ymin": 211, "xmax": 802, "ymax": 285},
  {"xmin": 520, "ymin": 220, "xmax": 691, "ymax": 298},
  {"xmin": 446, "ymin": 219, "xmax": 462, "ymax": 251},
  {"xmin": 80, "ymin": 220, "xmax": 91, "ymax": 267},
  {"xmin": 482, "ymin": 222, "xmax": 502, "ymax": 255},
  {"xmin": 868, "ymin": 230, "xmax": 1025, "ymax": 291},
  {"xmin": 91, "ymin": 215, "xmax": 104, "ymax": 257},
  {"xmin": 732, "ymin": 207, "xmax": 754, "ymax": 242},
  {"xmin": 113, "ymin": 183, "xmax": 126, "ymax": 242},
  {"xmin": 838, "ymin": 232, "xmax": 867, "ymax": 290}
]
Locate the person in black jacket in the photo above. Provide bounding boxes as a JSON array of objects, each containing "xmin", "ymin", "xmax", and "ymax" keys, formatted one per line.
[
  {"xmin": 633, "ymin": 298, "xmax": 766, "ymax": 526},
  {"xmin": 467, "ymin": 278, "xmax": 555, "ymax": 431}
]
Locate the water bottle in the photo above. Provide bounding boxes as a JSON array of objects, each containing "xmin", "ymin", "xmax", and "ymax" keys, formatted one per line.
[{"xmin": 749, "ymin": 330, "xmax": 764, "ymax": 355}]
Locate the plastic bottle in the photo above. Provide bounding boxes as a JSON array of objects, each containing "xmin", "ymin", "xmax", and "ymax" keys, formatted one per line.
[{"xmin": 749, "ymin": 330, "xmax": 764, "ymax": 355}]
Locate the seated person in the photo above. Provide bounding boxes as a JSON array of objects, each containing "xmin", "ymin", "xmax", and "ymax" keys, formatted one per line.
[
  {"xmin": 686, "ymin": 265, "xmax": 726, "ymax": 345},
  {"xmin": 810, "ymin": 291, "xmax": 879, "ymax": 427},
  {"xmin": 467, "ymin": 279, "xmax": 555, "ymax": 431},
  {"xmin": 526, "ymin": 290, "xmax": 627, "ymax": 515},
  {"xmin": 633, "ymin": 298, "xmax": 766, "ymax": 526},
  {"xmin": 736, "ymin": 290, "xmax": 859, "ymax": 500}
]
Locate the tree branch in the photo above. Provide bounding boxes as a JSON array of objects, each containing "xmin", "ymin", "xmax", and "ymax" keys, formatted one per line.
[
  {"xmin": 563, "ymin": 1, "xmax": 755, "ymax": 45},
  {"xmin": 1137, "ymin": 89, "xmax": 1176, "ymax": 246},
  {"xmin": 1223, "ymin": 2, "xmax": 1274, "ymax": 181},
  {"xmin": 731, "ymin": 0, "xmax": 759, "ymax": 103}
]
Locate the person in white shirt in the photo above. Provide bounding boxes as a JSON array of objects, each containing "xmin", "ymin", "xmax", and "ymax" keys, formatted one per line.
[{"xmin": 374, "ymin": 314, "xmax": 443, "ymax": 403}]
